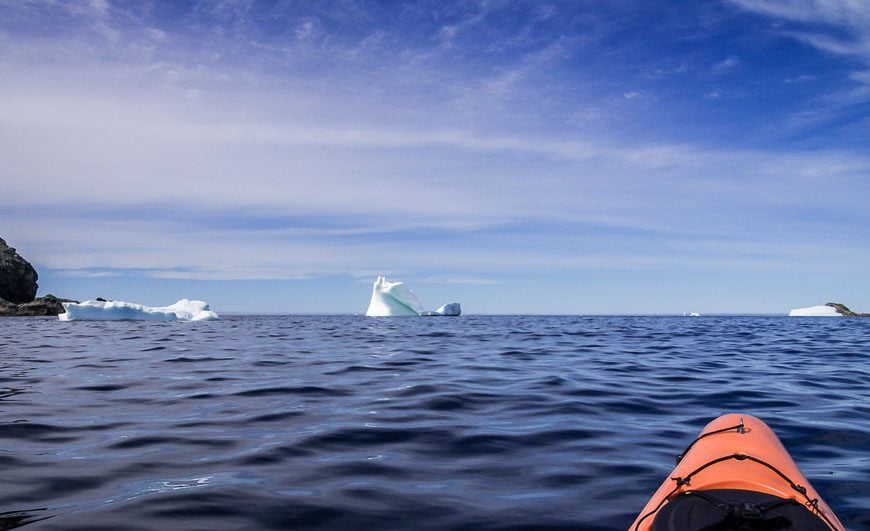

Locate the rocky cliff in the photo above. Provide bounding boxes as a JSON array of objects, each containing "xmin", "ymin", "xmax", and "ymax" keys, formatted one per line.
[
  {"xmin": 0, "ymin": 237, "xmax": 38, "ymax": 303},
  {"xmin": 0, "ymin": 237, "xmax": 77, "ymax": 316}
]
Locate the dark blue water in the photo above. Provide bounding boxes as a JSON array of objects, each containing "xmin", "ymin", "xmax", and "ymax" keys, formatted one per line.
[{"xmin": 1, "ymin": 315, "xmax": 868, "ymax": 530}]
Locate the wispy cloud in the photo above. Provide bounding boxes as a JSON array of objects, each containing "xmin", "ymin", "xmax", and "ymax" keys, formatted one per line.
[
  {"xmin": 724, "ymin": 0, "xmax": 870, "ymax": 140},
  {"xmin": 784, "ymin": 74, "xmax": 816, "ymax": 83},
  {"xmin": 727, "ymin": 1, "xmax": 870, "ymax": 77},
  {"xmin": 711, "ymin": 55, "xmax": 741, "ymax": 75},
  {"xmin": 55, "ymin": 269, "xmax": 123, "ymax": 278},
  {"xmin": 419, "ymin": 275, "xmax": 500, "ymax": 286},
  {"xmin": 643, "ymin": 63, "xmax": 689, "ymax": 80},
  {"xmin": 1, "ymin": 1, "xmax": 868, "ymax": 311},
  {"xmin": 727, "ymin": 0, "xmax": 870, "ymax": 28}
]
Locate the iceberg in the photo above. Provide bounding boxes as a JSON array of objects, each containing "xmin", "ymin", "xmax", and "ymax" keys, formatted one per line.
[
  {"xmin": 365, "ymin": 276, "xmax": 461, "ymax": 317},
  {"xmin": 427, "ymin": 303, "xmax": 462, "ymax": 317},
  {"xmin": 59, "ymin": 299, "xmax": 219, "ymax": 321},
  {"xmin": 788, "ymin": 305, "xmax": 842, "ymax": 317}
]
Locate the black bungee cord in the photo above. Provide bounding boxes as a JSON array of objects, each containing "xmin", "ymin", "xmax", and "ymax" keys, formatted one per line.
[{"xmin": 633, "ymin": 420, "xmax": 839, "ymax": 531}]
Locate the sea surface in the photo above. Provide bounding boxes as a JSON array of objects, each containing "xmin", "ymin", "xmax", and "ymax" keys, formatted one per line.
[{"xmin": 1, "ymin": 315, "xmax": 868, "ymax": 530}]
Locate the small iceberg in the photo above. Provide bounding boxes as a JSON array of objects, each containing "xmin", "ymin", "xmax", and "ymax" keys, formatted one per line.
[
  {"xmin": 365, "ymin": 276, "xmax": 461, "ymax": 317},
  {"xmin": 59, "ymin": 299, "xmax": 219, "ymax": 321},
  {"xmin": 788, "ymin": 305, "xmax": 842, "ymax": 317}
]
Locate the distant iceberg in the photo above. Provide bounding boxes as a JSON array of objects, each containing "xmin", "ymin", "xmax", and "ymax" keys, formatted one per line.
[
  {"xmin": 365, "ymin": 276, "xmax": 461, "ymax": 317},
  {"xmin": 788, "ymin": 305, "xmax": 842, "ymax": 317},
  {"xmin": 421, "ymin": 303, "xmax": 462, "ymax": 317},
  {"xmin": 59, "ymin": 299, "xmax": 219, "ymax": 321}
]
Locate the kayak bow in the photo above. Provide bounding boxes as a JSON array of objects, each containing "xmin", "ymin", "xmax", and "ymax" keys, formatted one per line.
[{"xmin": 631, "ymin": 413, "xmax": 844, "ymax": 531}]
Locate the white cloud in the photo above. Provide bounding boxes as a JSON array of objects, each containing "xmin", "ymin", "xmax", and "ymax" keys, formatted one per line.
[
  {"xmin": 728, "ymin": 0, "xmax": 870, "ymax": 78},
  {"xmin": 55, "ymin": 270, "xmax": 122, "ymax": 278},
  {"xmin": 62, "ymin": 0, "xmax": 111, "ymax": 20},
  {"xmin": 438, "ymin": 25, "xmax": 459, "ymax": 48},
  {"xmin": 727, "ymin": 0, "xmax": 870, "ymax": 28},
  {"xmin": 295, "ymin": 19, "xmax": 317, "ymax": 42},
  {"xmin": 419, "ymin": 275, "xmax": 500, "ymax": 285},
  {"xmin": 3, "ymin": 79, "xmax": 867, "ymax": 281},
  {"xmin": 145, "ymin": 27, "xmax": 167, "ymax": 42},
  {"xmin": 727, "ymin": 0, "xmax": 870, "ymax": 128},
  {"xmin": 850, "ymin": 69, "xmax": 870, "ymax": 84},
  {"xmin": 1, "ymin": 0, "xmax": 868, "ymax": 293},
  {"xmin": 712, "ymin": 56, "xmax": 740, "ymax": 75},
  {"xmin": 644, "ymin": 63, "xmax": 689, "ymax": 80},
  {"xmin": 783, "ymin": 74, "xmax": 816, "ymax": 83}
]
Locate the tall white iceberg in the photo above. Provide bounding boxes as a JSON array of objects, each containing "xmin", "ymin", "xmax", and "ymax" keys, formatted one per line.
[
  {"xmin": 59, "ymin": 299, "xmax": 219, "ymax": 321},
  {"xmin": 365, "ymin": 276, "xmax": 461, "ymax": 317},
  {"xmin": 788, "ymin": 305, "xmax": 842, "ymax": 317}
]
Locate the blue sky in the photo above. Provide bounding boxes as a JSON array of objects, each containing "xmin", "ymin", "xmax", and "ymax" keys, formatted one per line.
[{"xmin": 1, "ymin": 0, "xmax": 869, "ymax": 314}]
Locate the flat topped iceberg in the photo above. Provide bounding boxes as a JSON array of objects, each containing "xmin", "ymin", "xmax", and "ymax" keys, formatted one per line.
[
  {"xmin": 59, "ymin": 299, "xmax": 219, "ymax": 321},
  {"xmin": 366, "ymin": 276, "xmax": 461, "ymax": 317},
  {"xmin": 788, "ymin": 305, "xmax": 842, "ymax": 317}
]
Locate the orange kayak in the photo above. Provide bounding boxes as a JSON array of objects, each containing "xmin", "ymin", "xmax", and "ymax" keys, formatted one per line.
[{"xmin": 631, "ymin": 413, "xmax": 844, "ymax": 531}]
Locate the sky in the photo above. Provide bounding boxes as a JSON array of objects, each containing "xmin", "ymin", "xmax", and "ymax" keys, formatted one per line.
[{"xmin": 1, "ymin": 0, "xmax": 869, "ymax": 314}]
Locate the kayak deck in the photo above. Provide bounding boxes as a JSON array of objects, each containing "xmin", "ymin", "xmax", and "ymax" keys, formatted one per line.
[{"xmin": 631, "ymin": 414, "xmax": 843, "ymax": 531}]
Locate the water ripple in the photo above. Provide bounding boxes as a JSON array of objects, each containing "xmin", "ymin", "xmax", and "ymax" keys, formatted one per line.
[{"xmin": 0, "ymin": 315, "xmax": 867, "ymax": 529}]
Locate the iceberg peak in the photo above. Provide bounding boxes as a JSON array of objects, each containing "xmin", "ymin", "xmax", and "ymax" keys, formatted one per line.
[{"xmin": 365, "ymin": 276, "xmax": 461, "ymax": 317}]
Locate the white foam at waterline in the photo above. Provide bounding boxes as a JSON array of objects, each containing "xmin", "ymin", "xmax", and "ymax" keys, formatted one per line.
[
  {"xmin": 366, "ymin": 276, "xmax": 461, "ymax": 317},
  {"xmin": 59, "ymin": 299, "xmax": 219, "ymax": 321},
  {"xmin": 788, "ymin": 305, "xmax": 842, "ymax": 317}
]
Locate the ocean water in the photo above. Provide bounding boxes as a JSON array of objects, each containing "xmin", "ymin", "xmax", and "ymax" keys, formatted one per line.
[{"xmin": 1, "ymin": 315, "xmax": 868, "ymax": 530}]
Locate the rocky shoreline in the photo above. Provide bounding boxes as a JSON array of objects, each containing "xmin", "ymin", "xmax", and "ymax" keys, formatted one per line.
[
  {"xmin": 0, "ymin": 294, "xmax": 78, "ymax": 316},
  {"xmin": 825, "ymin": 302, "xmax": 870, "ymax": 317},
  {"xmin": 0, "ymin": 237, "xmax": 77, "ymax": 317}
]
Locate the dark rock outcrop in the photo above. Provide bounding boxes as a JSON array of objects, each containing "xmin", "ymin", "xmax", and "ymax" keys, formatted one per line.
[
  {"xmin": 826, "ymin": 302, "xmax": 870, "ymax": 317},
  {"xmin": 0, "ymin": 237, "xmax": 77, "ymax": 316},
  {"xmin": 0, "ymin": 237, "xmax": 38, "ymax": 303},
  {"xmin": 0, "ymin": 294, "xmax": 78, "ymax": 317}
]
